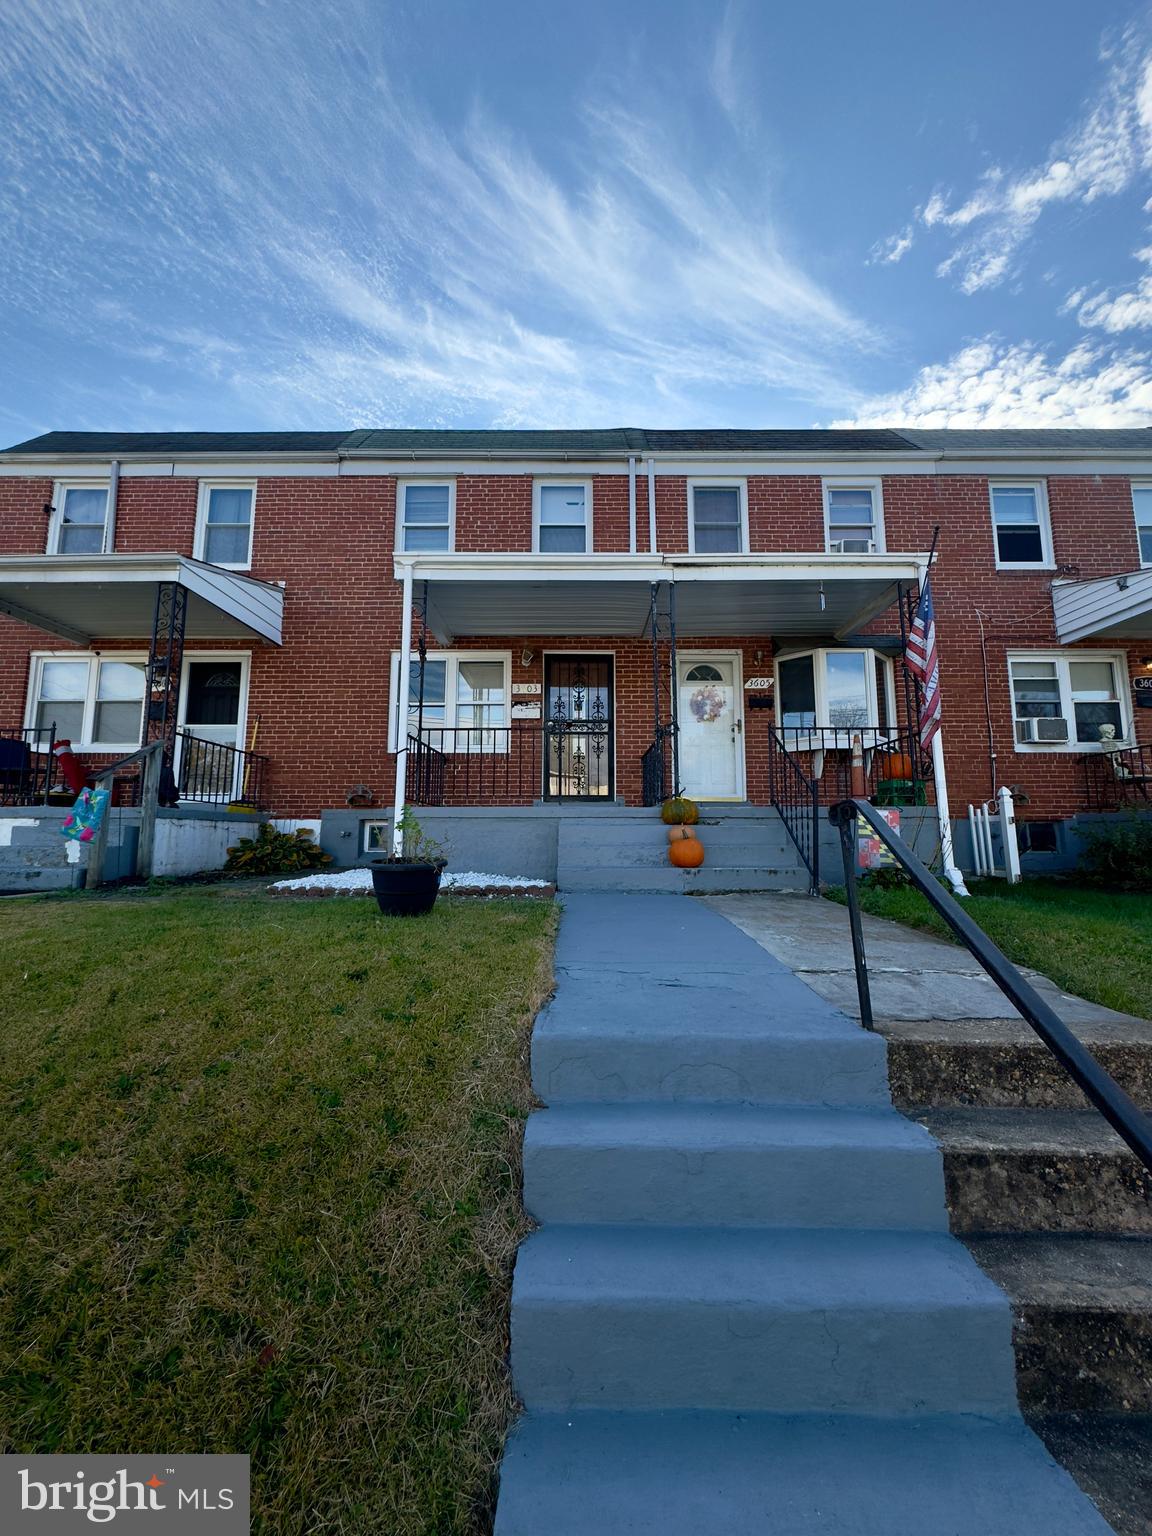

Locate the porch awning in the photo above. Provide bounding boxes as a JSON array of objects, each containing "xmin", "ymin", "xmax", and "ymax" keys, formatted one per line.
[
  {"xmin": 395, "ymin": 552, "xmax": 927, "ymax": 641},
  {"xmin": 0, "ymin": 554, "xmax": 284, "ymax": 645},
  {"xmin": 1052, "ymin": 569, "xmax": 1152, "ymax": 644}
]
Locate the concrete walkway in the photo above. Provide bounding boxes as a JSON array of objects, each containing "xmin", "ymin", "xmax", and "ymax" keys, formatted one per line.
[{"xmin": 494, "ymin": 893, "xmax": 1115, "ymax": 1535}]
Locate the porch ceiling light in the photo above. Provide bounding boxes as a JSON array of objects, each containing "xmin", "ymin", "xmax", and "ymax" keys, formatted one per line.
[{"xmin": 521, "ymin": 648, "xmax": 536, "ymax": 666}]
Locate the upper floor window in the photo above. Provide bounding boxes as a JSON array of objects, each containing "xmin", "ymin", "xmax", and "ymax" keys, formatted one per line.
[
  {"xmin": 49, "ymin": 482, "xmax": 109, "ymax": 555},
  {"xmin": 398, "ymin": 481, "xmax": 454, "ymax": 552},
  {"xmin": 534, "ymin": 481, "xmax": 590, "ymax": 553},
  {"xmin": 1008, "ymin": 651, "xmax": 1127, "ymax": 749},
  {"xmin": 1133, "ymin": 483, "xmax": 1152, "ymax": 566},
  {"xmin": 27, "ymin": 653, "xmax": 146, "ymax": 749},
  {"xmin": 195, "ymin": 482, "xmax": 255, "ymax": 569},
  {"xmin": 990, "ymin": 481, "xmax": 1052, "ymax": 569},
  {"xmin": 824, "ymin": 479, "xmax": 883, "ymax": 553},
  {"xmin": 688, "ymin": 480, "xmax": 746, "ymax": 554}
]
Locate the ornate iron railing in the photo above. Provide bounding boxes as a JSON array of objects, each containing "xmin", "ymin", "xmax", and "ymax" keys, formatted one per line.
[
  {"xmin": 175, "ymin": 731, "xmax": 269, "ymax": 809},
  {"xmin": 0, "ymin": 725, "xmax": 56, "ymax": 806},
  {"xmin": 767, "ymin": 727, "xmax": 821, "ymax": 892},
  {"xmin": 773, "ymin": 724, "xmax": 933, "ymax": 805},
  {"xmin": 640, "ymin": 725, "xmax": 674, "ymax": 807},
  {"xmin": 830, "ymin": 797, "xmax": 1152, "ymax": 1176},
  {"xmin": 1082, "ymin": 744, "xmax": 1152, "ymax": 811},
  {"xmin": 404, "ymin": 725, "xmax": 543, "ymax": 806}
]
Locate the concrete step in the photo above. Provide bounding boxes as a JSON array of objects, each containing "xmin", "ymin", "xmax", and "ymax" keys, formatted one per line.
[
  {"xmin": 523, "ymin": 1103, "xmax": 946, "ymax": 1229},
  {"xmin": 557, "ymin": 866, "xmax": 810, "ymax": 892},
  {"xmin": 966, "ymin": 1233, "xmax": 1152, "ymax": 1414},
  {"xmin": 531, "ymin": 969, "xmax": 891, "ymax": 1107},
  {"xmin": 910, "ymin": 1107, "xmax": 1152, "ymax": 1235},
  {"xmin": 881, "ymin": 1017, "xmax": 1152, "ymax": 1112},
  {"xmin": 495, "ymin": 1412, "xmax": 1115, "ymax": 1536},
  {"xmin": 510, "ymin": 1225, "xmax": 1017, "ymax": 1413},
  {"xmin": 1031, "ymin": 1413, "xmax": 1152, "ymax": 1536}
]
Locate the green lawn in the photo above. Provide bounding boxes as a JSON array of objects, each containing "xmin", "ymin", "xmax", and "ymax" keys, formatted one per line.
[
  {"xmin": 829, "ymin": 877, "xmax": 1152, "ymax": 1018},
  {"xmin": 0, "ymin": 886, "xmax": 555, "ymax": 1535}
]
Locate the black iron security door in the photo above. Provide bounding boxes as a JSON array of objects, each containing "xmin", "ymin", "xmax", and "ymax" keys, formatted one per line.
[{"xmin": 544, "ymin": 656, "xmax": 614, "ymax": 800}]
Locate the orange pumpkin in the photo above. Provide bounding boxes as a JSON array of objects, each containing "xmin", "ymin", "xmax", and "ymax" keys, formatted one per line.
[
  {"xmin": 876, "ymin": 751, "xmax": 914, "ymax": 781},
  {"xmin": 661, "ymin": 796, "xmax": 700, "ymax": 825},
  {"xmin": 666, "ymin": 824, "xmax": 698, "ymax": 843},
  {"xmin": 669, "ymin": 836, "xmax": 705, "ymax": 869}
]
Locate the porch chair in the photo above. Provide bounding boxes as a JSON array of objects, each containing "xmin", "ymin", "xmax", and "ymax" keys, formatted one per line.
[
  {"xmin": 1104, "ymin": 744, "xmax": 1152, "ymax": 802},
  {"xmin": 0, "ymin": 735, "xmax": 33, "ymax": 802}
]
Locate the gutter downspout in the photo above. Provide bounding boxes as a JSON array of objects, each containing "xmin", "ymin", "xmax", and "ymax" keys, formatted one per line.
[
  {"xmin": 646, "ymin": 457, "xmax": 657, "ymax": 554},
  {"xmin": 392, "ymin": 563, "xmax": 414, "ymax": 856},
  {"xmin": 105, "ymin": 460, "xmax": 120, "ymax": 553},
  {"xmin": 627, "ymin": 457, "xmax": 637, "ymax": 555}
]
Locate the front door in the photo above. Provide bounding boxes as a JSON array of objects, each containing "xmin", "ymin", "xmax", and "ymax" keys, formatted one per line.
[
  {"xmin": 178, "ymin": 660, "xmax": 245, "ymax": 799},
  {"xmin": 544, "ymin": 655, "xmax": 614, "ymax": 799},
  {"xmin": 677, "ymin": 656, "xmax": 744, "ymax": 800}
]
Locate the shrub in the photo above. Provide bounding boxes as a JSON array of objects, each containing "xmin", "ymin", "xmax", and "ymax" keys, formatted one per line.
[
  {"xmin": 1077, "ymin": 815, "xmax": 1152, "ymax": 891},
  {"xmin": 858, "ymin": 865, "xmax": 912, "ymax": 892},
  {"xmin": 225, "ymin": 823, "xmax": 333, "ymax": 876}
]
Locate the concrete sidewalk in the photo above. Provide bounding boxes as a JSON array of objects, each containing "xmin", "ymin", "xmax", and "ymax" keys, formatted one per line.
[{"xmin": 703, "ymin": 890, "xmax": 1147, "ymax": 1030}]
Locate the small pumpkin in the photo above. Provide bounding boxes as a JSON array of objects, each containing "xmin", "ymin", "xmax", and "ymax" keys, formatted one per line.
[
  {"xmin": 661, "ymin": 796, "xmax": 700, "ymax": 825},
  {"xmin": 669, "ymin": 836, "xmax": 705, "ymax": 869},
  {"xmin": 666, "ymin": 824, "xmax": 699, "ymax": 843},
  {"xmin": 876, "ymin": 751, "xmax": 914, "ymax": 781}
]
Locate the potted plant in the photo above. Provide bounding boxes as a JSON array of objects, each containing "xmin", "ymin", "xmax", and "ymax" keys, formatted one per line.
[{"xmin": 369, "ymin": 805, "xmax": 447, "ymax": 916}]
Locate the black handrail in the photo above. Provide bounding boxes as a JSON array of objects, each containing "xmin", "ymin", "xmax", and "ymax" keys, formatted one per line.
[
  {"xmin": 641, "ymin": 725, "xmax": 673, "ymax": 807},
  {"xmin": 830, "ymin": 796, "xmax": 1152, "ymax": 1176},
  {"xmin": 768, "ymin": 727, "xmax": 820, "ymax": 892}
]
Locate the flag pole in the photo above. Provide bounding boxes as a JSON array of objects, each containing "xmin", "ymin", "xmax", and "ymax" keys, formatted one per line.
[{"xmin": 919, "ymin": 531, "xmax": 969, "ymax": 897}]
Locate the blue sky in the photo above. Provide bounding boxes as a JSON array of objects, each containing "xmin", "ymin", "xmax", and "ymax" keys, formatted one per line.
[{"xmin": 4, "ymin": 0, "xmax": 1152, "ymax": 434}]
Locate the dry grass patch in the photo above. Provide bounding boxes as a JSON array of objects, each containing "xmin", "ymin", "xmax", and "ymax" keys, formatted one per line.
[{"xmin": 0, "ymin": 886, "xmax": 555, "ymax": 1534}]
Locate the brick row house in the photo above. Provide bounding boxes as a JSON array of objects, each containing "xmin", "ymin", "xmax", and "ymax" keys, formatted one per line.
[{"xmin": 2, "ymin": 426, "xmax": 1152, "ymax": 887}]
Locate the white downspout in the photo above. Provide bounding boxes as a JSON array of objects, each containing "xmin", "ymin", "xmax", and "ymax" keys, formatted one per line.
[
  {"xmin": 931, "ymin": 726, "xmax": 970, "ymax": 897},
  {"xmin": 627, "ymin": 456, "xmax": 637, "ymax": 554},
  {"xmin": 105, "ymin": 460, "xmax": 120, "ymax": 553},
  {"xmin": 646, "ymin": 457, "xmax": 657, "ymax": 553},
  {"xmin": 392, "ymin": 562, "xmax": 414, "ymax": 856}
]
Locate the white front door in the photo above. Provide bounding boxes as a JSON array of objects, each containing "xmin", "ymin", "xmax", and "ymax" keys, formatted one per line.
[{"xmin": 677, "ymin": 656, "xmax": 744, "ymax": 799}]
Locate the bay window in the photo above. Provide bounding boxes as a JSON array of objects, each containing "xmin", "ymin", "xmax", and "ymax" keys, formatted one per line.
[
  {"xmin": 1009, "ymin": 652, "xmax": 1128, "ymax": 748},
  {"xmin": 776, "ymin": 647, "xmax": 893, "ymax": 733},
  {"xmin": 389, "ymin": 651, "xmax": 511, "ymax": 750},
  {"xmin": 28, "ymin": 654, "xmax": 146, "ymax": 748},
  {"xmin": 49, "ymin": 482, "xmax": 109, "ymax": 555}
]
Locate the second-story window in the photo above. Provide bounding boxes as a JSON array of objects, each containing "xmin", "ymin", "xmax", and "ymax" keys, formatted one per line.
[
  {"xmin": 1133, "ymin": 483, "xmax": 1152, "ymax": 566},
  {"xmin": 688, "ymin": 481, "xmax": 746, "ymax": 553},
  {"xmin": 824, "ymin": 480, "xmax": 883, "ymax": 553},
  {"xmin": 398, "ymin": 482, "xmax": 454, "ymax": 552},
  {"xmin": 50, "ymin": 482, "xmax": 109, "ymax": 554},
  {"xmin": 535, "ymin": 482, "xmax": 590, "ymax": 553},
  {"xmin": 196, "ymin": 483, "xmax": 255, "ymax": 569},
  {"xmin": 990, "ymin": 481, "xmax": 1052, "ymax": 568}
]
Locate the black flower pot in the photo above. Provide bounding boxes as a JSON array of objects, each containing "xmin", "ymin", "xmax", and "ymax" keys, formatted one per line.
[{"xmin": 369, "ymin": 860, "xmax": 444, "ymax": 916}]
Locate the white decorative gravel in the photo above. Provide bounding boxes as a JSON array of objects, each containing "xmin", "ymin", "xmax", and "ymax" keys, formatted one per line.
[{"xmin": 270, "ymin": 868, "xmax": 551, "ymax": 893}]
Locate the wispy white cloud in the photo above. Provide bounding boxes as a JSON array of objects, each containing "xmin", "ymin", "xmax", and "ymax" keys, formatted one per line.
[
  {"xmin": 830, "ymin": 338, "xmax": 1152, "ymax": 427},
  {"xmin": 1070, "ymin": 244, "xmax": 1152, "ymax": 331},
  {"xmin": 868, "ymin": 227, "xmax": 914, "ymax": 265},
  {"xmin": 903, "ymin": 23, "xmax": 1152, "ymax": 293},
  {"xmin": 0, "ymin": 0, "xmax": 874, "ymax": 429}
]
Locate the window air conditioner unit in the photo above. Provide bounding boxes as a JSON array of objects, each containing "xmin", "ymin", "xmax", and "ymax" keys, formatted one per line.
[
  {"xmin": 830, "ymin": 537, "xmax": 875, "ymax": 554},
  {"xmin": 1015, "ymin": 717, "xmax": 1069, "ymax": 744}
]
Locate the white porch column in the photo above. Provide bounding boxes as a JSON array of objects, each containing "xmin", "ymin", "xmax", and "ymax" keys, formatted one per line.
[
  {"xmin": 391, "ymin": 562, "xmax": 414, "ymax": 856},
  {"xmin": 930, "ymin": 726, "xmax": 970, "ymax": 897}
]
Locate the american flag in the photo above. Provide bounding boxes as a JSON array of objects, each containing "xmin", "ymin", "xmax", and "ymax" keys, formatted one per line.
[{"xmin": 906, "ymin": 574, "xmax": 941, "ymax": 749}]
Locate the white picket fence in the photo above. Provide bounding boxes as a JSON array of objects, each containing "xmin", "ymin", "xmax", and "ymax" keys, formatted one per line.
[{"xmin": 966, "ymin": 786, "xmax": 1022, "ymax": 883}]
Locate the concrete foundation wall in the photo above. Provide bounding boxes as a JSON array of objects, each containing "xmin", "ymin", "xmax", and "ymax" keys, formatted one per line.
[{"xmin": 320, "ymin": 806, "xmax": 561, "ymax": 881}]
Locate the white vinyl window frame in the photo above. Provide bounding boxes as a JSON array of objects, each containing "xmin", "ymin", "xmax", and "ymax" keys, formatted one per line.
[
  {"xmin": 686, "ymin": 478, "xmax": 748, "ymax": 555},
  {"xmin": 1007, "ymin": 650, "xmax": 1131, "ymax": 753},
  {"xmin": 24, "ymin": 650, "xmax": 148, "ymax": 753},
  {"xmin": 388, "ymin": 649, "xmax": 513, "ymax": 752},
  {"xmin": 532, "ymin": 479, "xmax": 593, "ymax": 554},
  {"xmin": 773, "ymin": 646, "xmax": 897, "ymax": 737},
  {"xmin": 362, "ymin": 820, "xmax": 390, "ymax": 853},
  {"xmin": 47, "ymin": 480, "xmax": 111, "ymax": 555},
  {"xmin": 194, "ymin": 481, "xmax": 257, "ymax": 570},
  {"xmin": 395, "ymin": 479, "xmax": 456, "ymax": 554},
  {"xmin": 1132, "ymin": 481, "xmax": 1152, "ymax": 568},
  {"xmin": 990, "ymin": 479, "xmax": 1054, "ymax": 571},
  {"xmin": 822, "ymin": 477, "xmax": 885, "ymax": 554}
]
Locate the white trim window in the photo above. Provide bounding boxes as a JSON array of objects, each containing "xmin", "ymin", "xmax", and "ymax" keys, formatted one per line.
[
  {"xmin": 824, "ymin": 478, "xmax": 884, "ymax": 553},
  {"xmin": 195, "ymin": 482, "xmax": 256, "ymax": 569},
  {"xmin": 990, "ymin": 481, "xmax": 1053, "ymax": 569},
  {"xmin": 534, "ymin": 480, "xmax": 591, "ymax": 553},
  {"xmin": 775, "ymin": 647, "xmax": 895, "ymax": 733},
  {"xmin": 1133, "ymin": 482, "xmax": 1152, "ymax": 566},
  {"xmin": 1008, "ymin": 652, "xmax": 1129, "ymax": 749},
  {"xmin": 687, "ymin": 479, "xmax": 747, "ymax": 554},
  {"xmin": 397, "ymin": 480, "xmax": 455, "ymax": 553},
  {"xmin": 26, "ymin": 652, "xmax": 147, "ymax": 750},
  {"xmin": 388, "ymin": 650, "xmax": 512, "ymax": 751},
  {"xmin": 48, "ymin": 481, "xmax": 110, "ymax": 555},
  {"xmin": 363, "ymin": 821, "xmax": 390, "ymax": 853}
]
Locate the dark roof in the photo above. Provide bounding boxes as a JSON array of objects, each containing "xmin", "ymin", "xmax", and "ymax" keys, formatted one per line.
[{"xmin": 5, "ymin": 426, "xmax": 1152, "ymax": 457}]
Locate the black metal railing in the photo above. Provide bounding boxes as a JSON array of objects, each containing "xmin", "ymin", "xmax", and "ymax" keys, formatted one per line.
[
  {"xmin": 830, "ymin": 797, "xmax": 1152, "ymax": 1175},
  {"xmin": 1082, "ymin": 744, "xmax": 1152, "ymax": 810},
  {"xmin": 0, "ymin": 725, "xmax": 56, "ymax": 806},
  {"xmin": 176, "ymin": 731, "xmax": 269, "ymax": 809},
  {"xmin": 768, "ymin": 727, "xmax": 821, "ymax": 892},
  {"xmin": 404, "ymin": 725, "xmax": 543, "ymax": 806},
  {"xmin": 774, "ymin": 724, "xmax": 933, "ymax": 805},
  {"xmin": 641, "ymin": 725, "xmax": 674, "ymax": 807}
]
